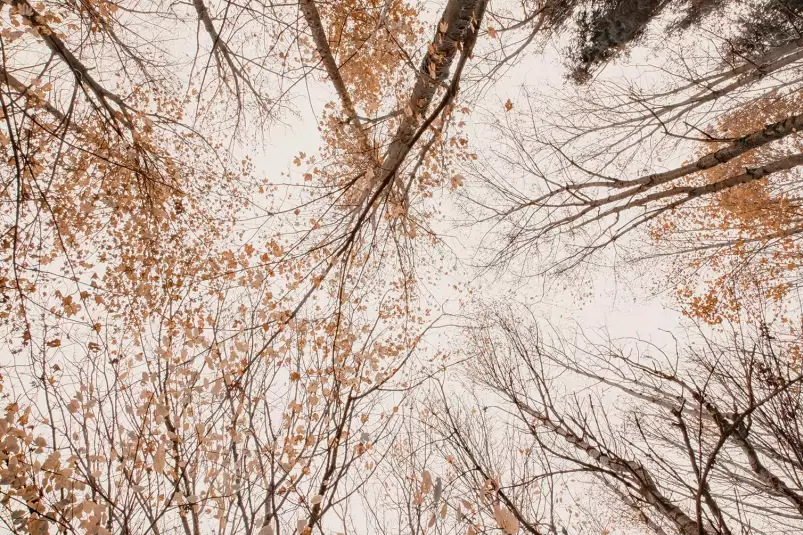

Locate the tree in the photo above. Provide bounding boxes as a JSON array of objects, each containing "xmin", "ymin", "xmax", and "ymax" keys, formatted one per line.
[
  {"xmin": 0, "ymin": 0, "xmax": 493, "ymax": 533},
  {"xmin": 461, "ymin": 22, "xmax": 803, "ymax": 293},
  {"xmin": 650, "ymin": 91, "xmax": 803, "ymax": 325},
  {"xmin": 434, "ymin": 307, "xmax": 803, "ymax": 535},
  {"xmin": 5, "ymin": 0, "xmax": 803, "ymax": 534},
  {"xmin": 727, "ymin": 0, "xmax": 803, "ymax": 59},
  {"xmin": 565, "ymin": 0, "xmax": 803, "ymax": 84},
  {"xmin": 567, "ymin": 0, "xmax": 670, "ymax": 84}
]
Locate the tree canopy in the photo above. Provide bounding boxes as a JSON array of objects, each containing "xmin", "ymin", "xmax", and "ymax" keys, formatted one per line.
[{"xmin": 1, "ymin": 1, "xmax": 803, "ymax": 535}]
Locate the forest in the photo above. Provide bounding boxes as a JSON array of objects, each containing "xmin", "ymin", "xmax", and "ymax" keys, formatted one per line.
[{"xmin": 0, "ymin": 0, "xmax": 802, "ymax": 534}]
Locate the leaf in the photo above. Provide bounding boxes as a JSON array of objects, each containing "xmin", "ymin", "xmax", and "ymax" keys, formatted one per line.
[
  {"xmin": 421, "ymin": 470, "xmax": 433, "ymax": 494},
  {"xmin": 62, "ymin": 296, "xmax": 81, "ymax": 317},
  {"xmin": 154, "ymin": 444, "xmax": 166, "ymax": 474},
  {"xmin": 493, "ymin": 504, "xmax": 519, "ymax": 535},
  {"xmin": 504, "ymin": 99, "xmax": 513, "ymax": 112},
  {"xmin": 428, "ymin": 513, "xmax": 436, "ymax": 528},
  {"xmin": 67, "ymin": 399, "xmax": 80, "ymax": 413},
  {"xmin": 259, "ymin": 526, "xmax": 274, "ymax": 535},
  {"xmin": 450, "ymin": 174, "xmax": 464, "ymax": 190},
  {"xmin": 488, "ymin": 27, "xmax": 497, "ymax": 38},
  {"xmin": 46, "ymin": 339, "xmax": 61, "ymax": 348},
  {"xmin": 211, "ymin": 380, "xmax": 223, "ymax": 395},
  {"xmin": 310, "ymin": 494, "xmax": 323, "ymax": 505},
  {"xmin": 296, "ymin": 519, "xmax": 308, "ymax": 534}
]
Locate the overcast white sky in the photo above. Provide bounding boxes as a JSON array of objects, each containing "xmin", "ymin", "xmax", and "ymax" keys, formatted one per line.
[{"xmin": 244, "ymin": 11, "xmax": 690, "ymax": 357}]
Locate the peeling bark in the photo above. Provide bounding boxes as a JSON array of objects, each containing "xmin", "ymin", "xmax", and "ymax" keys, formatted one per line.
[
  {"xmin": 378, "ymin": 0, "xmax": 482, "ymax": 193},
  {"xmin": 516, "ymin": 400, "xmax": 711, "ymax": 535}
]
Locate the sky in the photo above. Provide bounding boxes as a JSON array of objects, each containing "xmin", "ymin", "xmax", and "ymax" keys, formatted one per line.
[
  {"xmin": 0, "ymin": 2, "xmax": 736, "ymax": 532},
  {"xmin": 250, "ymin": 20, "xmax": 690, "ymax": 344}
]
